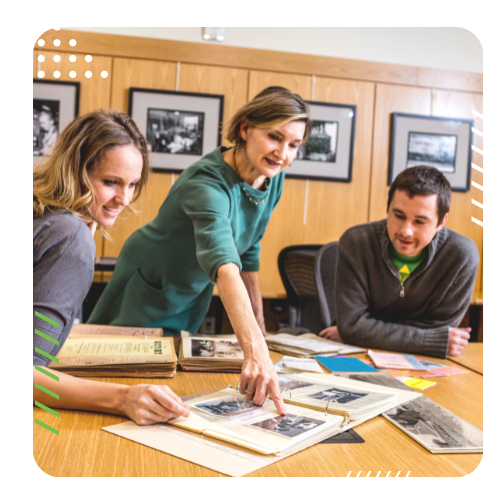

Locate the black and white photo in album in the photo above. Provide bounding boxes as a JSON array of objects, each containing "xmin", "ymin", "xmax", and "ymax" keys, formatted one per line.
[
  {"xmin": 308, "ymin": 387, "xmax": 368, "ymax": 404},
  {"xmin": 193, "ymin": 395, "xmax": 259, "ymax": 417},
  {"xmin": 389, "ymin": 113, "xmax": 473, "ymax": 191},
  {"xmin": 191, "ymin": 339, "xmax": 242, "ymax": 359},
  {"xmin": 251, "ymin": 414, "xmax": 325, "ymax": 439},
  {"xmin": 278, "ymin": 375, "xmax": 314, "ymax": 392},
  {"xmin": 287, "ymin": 101, "xmax": 355, "ymax": 182},
  {"xmin": 33, "ymin": 80, "xmax": 80, "ymax": 166},
  {"xmin": 129, "ymin": 88, "xmax": 224, "ymax": 172}
]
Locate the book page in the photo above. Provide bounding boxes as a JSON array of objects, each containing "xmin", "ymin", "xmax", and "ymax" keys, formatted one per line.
[{"xmin": 182, "ymin": 337, "xmax": 244, "ymax": 360}]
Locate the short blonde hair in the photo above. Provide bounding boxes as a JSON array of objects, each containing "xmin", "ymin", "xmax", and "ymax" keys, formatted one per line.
[
  {"xmin": 224, "ymin": 86, "xmax": 312, "ymax": 145},
  {"xmin": 33, "ymin": 109, "xmax": 150, "ymax": 224}
]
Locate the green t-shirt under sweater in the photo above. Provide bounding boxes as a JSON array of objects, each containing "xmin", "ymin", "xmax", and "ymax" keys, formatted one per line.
[
  {"xmin": 88, "ymin": 146, "xmax": 284, "ymax": 334},
  {"xmin": 388, "ymin": 243, "xmax": 428, "ymax": 285}
]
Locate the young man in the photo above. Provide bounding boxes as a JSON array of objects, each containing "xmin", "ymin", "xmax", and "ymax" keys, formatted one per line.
[{"xmin": 319, "ymin": 166, "xmax": 479, "ymax": 358}]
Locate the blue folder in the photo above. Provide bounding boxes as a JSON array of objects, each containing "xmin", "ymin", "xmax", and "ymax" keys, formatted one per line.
[{"xmin": 315, "ymin": 356, "xmax": 378, "ymax": 372}]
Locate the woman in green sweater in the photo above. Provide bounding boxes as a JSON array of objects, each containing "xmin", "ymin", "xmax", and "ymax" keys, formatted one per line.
[{"xmin": 89, "ymin": 87, "xmax": 312, "ymax": 413}]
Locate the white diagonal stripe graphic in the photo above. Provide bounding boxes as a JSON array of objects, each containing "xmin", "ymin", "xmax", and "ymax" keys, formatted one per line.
[
  {"xmin": 386, "ymin": 471, "xmax": 391, "ymax": 477},
  {"xmin": 406, "ymin": 471, "xmax": 411, "ymax": 477},
  {"xmin": 471, "ymin": 146, "xmax": 497, "ymax": 162},
  {"xmin": 471, "ymin": 181, "xmax": 497, "ymax": 198},
  {"xmin": 391, "ymin": 470, "xmax": 401, "ymax": 486},
  {"xmin": 472, "ymin": 163, "xmax": 497, "ymax": 181},
  {"xmin": 471, "ymin": 127, "xmax": 497, "ymax": 144},
  {"xmin": 376, "ymin": 471, "xmax": 381, "ymax": 477},
  {"xmin": 352, "ymin": 471, "xmax": 361, "ymax": 485},
  {"xmin": 471, "ymin": 217, "xmax": 497, "ymax": 234},
  {"xmin": 471, "ymin": 200, "xmax": 497, "ymax": 217},
  {"xmin": 342, "ymin": 471, "xmax": 352, "ymax": 486},
  {"xmin": 366, "ymin": 471, "xmax": 371, "ymax": 477},
  {"xmin": 471, "ymin": 109, "xmax": 497, "ymax": 127}
]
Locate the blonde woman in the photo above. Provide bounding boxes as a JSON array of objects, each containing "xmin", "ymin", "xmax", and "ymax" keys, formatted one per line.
[
  {"xmin": 33, "ymin": 110, "xmax": 189, "ymax": 425},
  {"xmin": 89, "ymin": 87, "xmax": 312, "ymax": 414}
]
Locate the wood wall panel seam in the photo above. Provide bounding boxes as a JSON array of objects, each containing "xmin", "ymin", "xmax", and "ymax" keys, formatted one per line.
[{"xmin": 36, "ymin": 30, "xmax": 482, "ymax": 93}]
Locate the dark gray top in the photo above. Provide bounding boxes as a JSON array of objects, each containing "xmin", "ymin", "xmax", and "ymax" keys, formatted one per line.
[
  {"xmin": 334, "ymin": 219, "xmax": 479, "ymax": 359},
  {"xmin": 33, "ymin": 210, "xmax": 96, "ymax": 366}
]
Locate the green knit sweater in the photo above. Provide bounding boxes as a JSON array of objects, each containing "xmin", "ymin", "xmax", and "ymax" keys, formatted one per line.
[{"xmin": 88, "ymin": 147, "xmax": 284, "ymax": 334}]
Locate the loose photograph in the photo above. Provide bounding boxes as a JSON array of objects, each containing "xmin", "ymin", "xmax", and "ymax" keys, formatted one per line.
[
  {"xmin": 406, "ymin": 132, "xmax": 457, "ymax": 173},
  {"xmin": 193, "ymin": 395, "xmax": 259, "ymax": 417},
  {"xmin": 191, "ymin": 339, "xmax": 243, "ymax": 359},
  {"xmin": 308, "ymin": 387, "xmax": 368, "ymax": 404},
  {"xmin": 33, "ymin": 99, "xmax": 59, "ymax": 155},
  {"xmin": 278, "ymin": 376, "xmax": 314, "ymax": 392},
  {"xmin": 251, "ymin": 413, "xmax": 326, "ymax": 439},
  {"xmin": 146, "ymin": 108, "xmax": 204, "ymax": 155},
  {"xmin": 384, "ymin": 399, "xmax": 483, "ymax": 452},
  {"xmin": 297, "ymin": 120, "xmax": 338, "ymax": 162}
]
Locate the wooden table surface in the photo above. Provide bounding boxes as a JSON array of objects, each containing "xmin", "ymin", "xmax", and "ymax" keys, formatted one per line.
[
  {"xmin": 33, "ymin": 343, "xmax": 483, "ymax": 477},
  {"xmin": 449, "ymin": 343, "xmax": 483, "ymax": 375}
]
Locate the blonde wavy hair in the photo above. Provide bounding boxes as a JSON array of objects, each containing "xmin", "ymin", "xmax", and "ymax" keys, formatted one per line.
[
  {"xmin": 33, "ymin": 109, "xmax": 150, "ymax": 224},
  {"xmin": 224, "ymin": 86, "xmax": 312, "ymax": 145}
]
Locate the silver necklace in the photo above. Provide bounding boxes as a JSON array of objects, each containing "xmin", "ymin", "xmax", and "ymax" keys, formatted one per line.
[{"xmin": 233, "ymin": 148, "xmax": 270, "ymax": 206}]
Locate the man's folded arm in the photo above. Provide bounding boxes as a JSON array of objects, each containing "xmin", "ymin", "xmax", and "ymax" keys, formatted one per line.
[{"xmin": 334, "ymin": 247, "xmax": 450, "ymax": 358}]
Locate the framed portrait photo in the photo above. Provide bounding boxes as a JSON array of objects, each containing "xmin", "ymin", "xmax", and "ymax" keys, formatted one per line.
[
  {"xmin": 33, "ymin": 79, "xmax": 80, "ymax": 165},
  {"xmin": 389, "ymin": 113, "xmax": 474, "ymax": 191},
  {"xmin": 129, "ymin": 88, "xmax": 224, "ymax": 172},
  {"xmin": 286, "ymin": 101, "xmax": 356, "ymax": 182}
]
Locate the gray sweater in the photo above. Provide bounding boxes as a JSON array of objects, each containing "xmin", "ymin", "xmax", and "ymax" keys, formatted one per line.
[
  {"xmin": 334, "ymin": 219, "xmax": 479, "ymax": 358},
  {"xmin": 33, "ymin": 210, "xmax": 95, "ymax": 366}
]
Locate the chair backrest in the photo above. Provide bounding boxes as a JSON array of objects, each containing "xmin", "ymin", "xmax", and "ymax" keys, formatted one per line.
[
  {"xmin": 278, "ymin": 244, "xmax": 323, "ymax": 333},
  {"xmin": 315, "ymin": 241, "xmax": 339, "ymax": 329}
]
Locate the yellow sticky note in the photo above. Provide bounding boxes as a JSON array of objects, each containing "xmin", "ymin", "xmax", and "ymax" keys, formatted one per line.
[{"xmin": 403, "ymin": 377, "xmax": 436, "ymax": 390}]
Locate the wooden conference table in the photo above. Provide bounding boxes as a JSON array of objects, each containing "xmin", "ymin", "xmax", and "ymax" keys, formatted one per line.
[{"xmin": 33, "ymin": 343, "xmax": 483, "ymax": 477}]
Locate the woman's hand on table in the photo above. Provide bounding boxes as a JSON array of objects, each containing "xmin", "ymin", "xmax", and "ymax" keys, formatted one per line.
[
  {"xmin": 240, "ymin": 344, "xmax": 287, "ymax": 416},
  {"xmin": 120, "ymin": 384, "xmax": 190, "ymax": 426}
]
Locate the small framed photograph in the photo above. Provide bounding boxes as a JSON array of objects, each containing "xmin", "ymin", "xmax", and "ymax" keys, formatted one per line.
[
  {"xmin": 287, "ymin": 101, "xmax": 356, "ymax": 182},
  {"xmin": 129, "ymin": 88, "xmax": 224, "ymax": 172},
  {"xmin": 33, "ymin": 79, "xmax": 80, "ymax": 165},
  {"xmin": 389, "ymin": 113, "xmax": 474, "ymax": 191}
]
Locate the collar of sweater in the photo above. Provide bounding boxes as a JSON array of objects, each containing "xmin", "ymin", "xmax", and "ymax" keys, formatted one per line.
[{"xmin": 376, "ymin": 219, "xmax": 448, "ymax": 277}]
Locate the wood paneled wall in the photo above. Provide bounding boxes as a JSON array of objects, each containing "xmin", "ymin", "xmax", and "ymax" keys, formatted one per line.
[{"xmin": 33, "ymin": 31, "xmax": 483, "ymax": 299}]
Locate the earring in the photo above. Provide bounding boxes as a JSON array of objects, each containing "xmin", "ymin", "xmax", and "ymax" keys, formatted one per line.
[{"xmin": 241, "ymin": 142, "xmax": 246, "ymax": 152}]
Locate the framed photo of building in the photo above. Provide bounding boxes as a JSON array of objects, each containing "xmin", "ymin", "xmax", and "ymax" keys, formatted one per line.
[
  {"xmin": 389, "ymin": 113, "xmax": 474, "ymax": 191},
  {"xmin": 33, "ymin": 79, "xmax": 80, "ymax": 166},
  {"xmin": 287, "ymin": 101, "xmax": 356, "ymax": 182},
  {"xmin": 129, "ymin": 88, "xmax": 224, "ymax": 172}
]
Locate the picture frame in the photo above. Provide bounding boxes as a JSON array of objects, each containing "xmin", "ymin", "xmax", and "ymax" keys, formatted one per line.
[
  {"xmin": 129, "ymin": 88, "xmax": 224, "ymax": 172},
  {"xmin": 389, "ymin": 113, "xmax": 474, "ymax": 191},
  {"xmin": 33, "ymin": 79, "xmax": 80, "ymax": 166},
  {"xmin": 286, "ymin": 101, "xmax": 356, "ymax": 182}
]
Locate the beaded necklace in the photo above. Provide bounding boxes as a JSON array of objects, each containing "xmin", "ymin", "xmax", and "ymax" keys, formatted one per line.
[{"xmin": 233, "ymin": 147, "xmax": 270, "ymax": 206}]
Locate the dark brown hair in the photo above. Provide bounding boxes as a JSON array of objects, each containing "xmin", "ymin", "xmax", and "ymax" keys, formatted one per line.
[
  {"xmin": 224, "ymin": 86, "xmax": 312, "ymax": 144},
  {"xmin": 388, "ymin": 165, "xmax": 452, "ymax": 224}
]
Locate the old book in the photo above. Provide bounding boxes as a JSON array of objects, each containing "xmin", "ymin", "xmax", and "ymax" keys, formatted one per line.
[
  {"xmin": 274, "ymin": 356, "xmax": 324, "ymax": 374},
  {"xmin": 178, "ymin": 335, "xmax": 244, "ymax": 372},
  {"xmin": 265, "ymin": 334, "xmax": 343, "ymax": 357},
  {"xmin": 69, "ymin": 324, "xmax": 163, "ymax": 338},
  {"xmin": 49, "ymin": 337, "xmax": 177, "ymax": 378}
]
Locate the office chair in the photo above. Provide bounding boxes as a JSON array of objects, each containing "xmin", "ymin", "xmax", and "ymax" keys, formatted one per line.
[
  {"xmin": 277, "ymin": 244, "xmax": 323, "ymax": 333},
  {"xmin": 315, "ymin": 241, "xmax": 339, "ymax": 330}
]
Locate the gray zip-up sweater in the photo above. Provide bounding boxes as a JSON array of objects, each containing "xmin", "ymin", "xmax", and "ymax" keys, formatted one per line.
[{"xmin": 334, "ymin": 219, "xmax": 479, "ymax": 359}]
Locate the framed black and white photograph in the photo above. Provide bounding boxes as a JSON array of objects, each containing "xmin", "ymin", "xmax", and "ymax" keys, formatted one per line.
[
  {"xmin": 250, "ymin": 413, "xmax": 326, "ymax": 439},
  {"xmin": 308, "ymin": 387, "xmax": 368, "ymax": 404},
  {"xmin": 193, "ymin": 395, "xmax": 258, "ymax": 417},
  {"xmin": 33, "ymin": 79, "xmax": 80, "ymax": 165},
  {"xmin": 129, "ymin": 88, "xmax": 224, "ymax": 172},
  {"xmin": 287, "ymin": 101, "xmax": 356, "ymax": 182},
  {"xmin": 389, "ymin": 113, "xmax": 473, "ymax": 191}
]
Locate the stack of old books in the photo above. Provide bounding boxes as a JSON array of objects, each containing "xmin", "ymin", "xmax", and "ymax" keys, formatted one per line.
[
  {"xmin": 48, "ymin": 324, "xmax": 177, "ymax": 377},
  {"xmin": 178, "ymin": 332, "xmax": 244, "ymax": 372}
]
